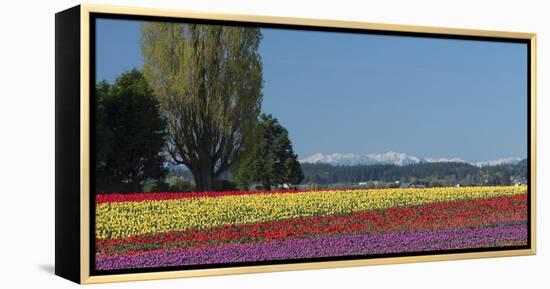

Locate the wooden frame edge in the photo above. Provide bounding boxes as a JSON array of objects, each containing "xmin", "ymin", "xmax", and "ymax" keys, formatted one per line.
[
  {"xmin": 81, "ymin": 249, "xmax": 535, "ymax": 284},
  {"xmin": 80, "ymin": 4, "xmax": 91, "ymax": 284},
  {"xmin": 529, "ymin": 34, "xmax": 537, "ymax": 255},
  {"xmin": 78, "ymin": 3, "xmax": 537, "ymax": 284},
  {"xmin": 81, "ymin": 3, "xmax": 535, "ymax": 39}
]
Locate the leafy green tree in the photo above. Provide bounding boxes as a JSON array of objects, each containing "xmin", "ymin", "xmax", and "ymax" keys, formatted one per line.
[
  {"xmin": 95, "ymin": 81, "xmax": 114, "ymax": 175},
  {"xmin": 232, "ymin": 114, "xmax": 304, "ymax": 190},
  {"xmin": 140, "ymin": 23, "xmax": 263, "ymax": 191},
  {"xmin": 95, "ymin": 69, "xmax": 167, "ymax": 192}
]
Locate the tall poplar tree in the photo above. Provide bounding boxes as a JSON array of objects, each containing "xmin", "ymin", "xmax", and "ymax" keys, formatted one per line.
[{"xmin": 140, "ymin": 23, "xmax": 263, "ymax": 191}]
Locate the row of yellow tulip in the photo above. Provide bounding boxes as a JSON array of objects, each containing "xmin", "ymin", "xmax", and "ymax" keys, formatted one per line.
[{"xmin": 96, "ymin": 186, "xmax": 527, "ymax": 239}]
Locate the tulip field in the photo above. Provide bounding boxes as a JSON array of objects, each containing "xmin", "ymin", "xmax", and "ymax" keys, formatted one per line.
[{"xmin": 95, "ymin": 186, "xmax": 528, "ymax": 270}]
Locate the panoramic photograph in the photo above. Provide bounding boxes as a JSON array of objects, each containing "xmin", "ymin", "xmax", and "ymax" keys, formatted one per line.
[{"xmin": 92, "ymin": 17, "xmax": 528, "ymax": 271}]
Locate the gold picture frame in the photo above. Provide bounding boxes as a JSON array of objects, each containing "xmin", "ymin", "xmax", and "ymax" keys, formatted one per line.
[{"xmin": 55, "ymin": 4, "xmax": 536, "ymax": 284}]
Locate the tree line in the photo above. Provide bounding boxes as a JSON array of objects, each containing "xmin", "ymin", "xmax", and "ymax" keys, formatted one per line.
[
  {"xmin": 95, "ymin": 23, "xmax": 303, "ymax": 193},
  {"xmin": 301, "ymin": 160, "xmax": 527, "ymax": 187}
]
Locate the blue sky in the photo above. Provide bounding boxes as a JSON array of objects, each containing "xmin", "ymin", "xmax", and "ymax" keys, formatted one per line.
[{"xmin": 96, "ymin": 18, "xmax": 528, "ymax": 161}]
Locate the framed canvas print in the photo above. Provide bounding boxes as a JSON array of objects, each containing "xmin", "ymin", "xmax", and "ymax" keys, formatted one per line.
[{"xmin": 55, "ymin": 4, "xmax": 536, "ymax": 284}]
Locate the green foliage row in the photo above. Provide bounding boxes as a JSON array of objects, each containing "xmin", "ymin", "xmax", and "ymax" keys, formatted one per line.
[{"xmin": 301, "ymin": 161, "xmax": 527, "ymax": 187}]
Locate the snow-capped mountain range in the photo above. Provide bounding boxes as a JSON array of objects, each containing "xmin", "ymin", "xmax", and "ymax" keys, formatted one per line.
[{"xmin": 299, "ymin": 151, "xmax": 523, "ymax": 167}]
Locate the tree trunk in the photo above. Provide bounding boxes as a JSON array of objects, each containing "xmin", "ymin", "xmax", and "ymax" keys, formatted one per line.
[
  {"xmin": 191, "ymin": 163, "xmax": 215, "ymax": 191},
  {"xmin": 261, "ymin": 181, "xmax": 271, "ymax": 191}
]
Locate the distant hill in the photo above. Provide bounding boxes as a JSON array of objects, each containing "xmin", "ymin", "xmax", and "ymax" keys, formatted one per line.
[
  {"xmin": 301, "ymin": 160, "xmax": 528, "ymax": 187},
  {"xmin": 516, "ymin": 158, "xmax": 528, "ymax": 167},
  {"xmin": 163, "ymin": 156, "xmax": 528, "ymax": 188},
  {"xmin": 299, "ymin": 151, "xmax": 524, "ymax": 167}
]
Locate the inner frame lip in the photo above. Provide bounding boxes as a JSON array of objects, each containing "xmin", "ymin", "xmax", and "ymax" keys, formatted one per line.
[{"xmin": 87, "ymin": 8, "xmax": 534, "ymax": 278}]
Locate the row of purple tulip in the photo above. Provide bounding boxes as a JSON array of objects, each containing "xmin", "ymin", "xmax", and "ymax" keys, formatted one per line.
[{"xmin": 96, "ymin": 221, "xmax": 527, "ymax": 270}]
